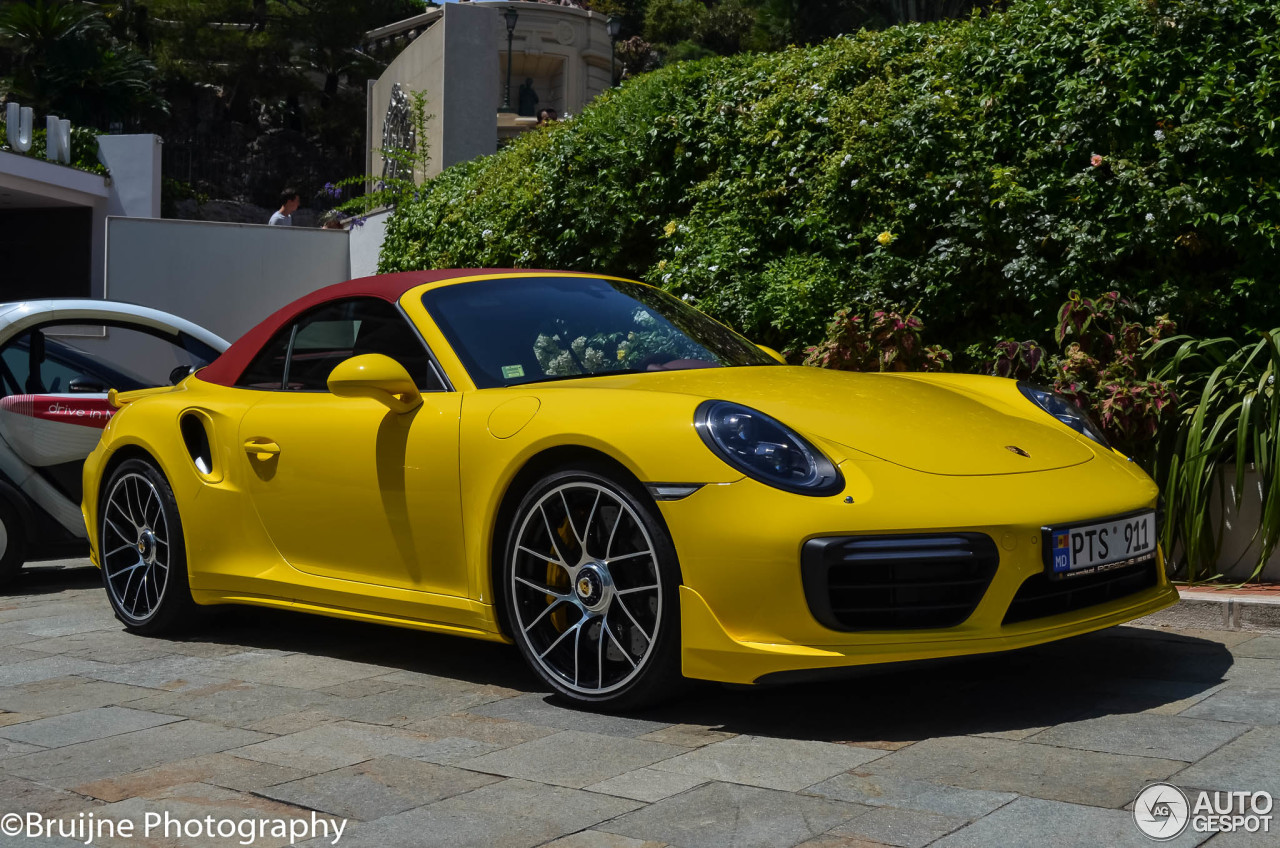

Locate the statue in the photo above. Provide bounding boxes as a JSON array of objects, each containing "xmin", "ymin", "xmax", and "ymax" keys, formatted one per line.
[{"xmin": 517, "ymin": 78, "xmax": 539, "ymax": 117}]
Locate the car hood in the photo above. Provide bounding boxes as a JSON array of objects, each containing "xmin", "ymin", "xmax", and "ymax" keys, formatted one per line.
[{"xmin": 573, "ymin": 366, "xmax": 1095, "ymax": 476}]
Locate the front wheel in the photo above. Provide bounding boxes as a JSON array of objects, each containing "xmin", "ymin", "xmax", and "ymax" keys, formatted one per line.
[
  {"xmin": 503, "ymin": 467, "xmax": 683, "ymax": 710},
  {"xmin": 0, "ymin": 498, "xmax": 27, "ymax": 587},
  {"xmin": 100, "ymin": 458, "xmax": 195, "ymax": 634}
]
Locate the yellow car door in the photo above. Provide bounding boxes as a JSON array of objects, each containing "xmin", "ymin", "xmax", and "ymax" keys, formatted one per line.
[{"xmin": 234, "ymin": 296, "xmax": 469, "ymax": 601}]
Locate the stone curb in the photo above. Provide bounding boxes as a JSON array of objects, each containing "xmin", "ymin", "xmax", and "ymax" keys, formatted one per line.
[{"xmin": 1137, "ymin": 588, "xmax": 1280, "ymax": 632}]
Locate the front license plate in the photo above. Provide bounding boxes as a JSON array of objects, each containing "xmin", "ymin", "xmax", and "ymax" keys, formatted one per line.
[{"xmin": 1044, "ymin": 511, "xmax": 1157, "ymax": 579}]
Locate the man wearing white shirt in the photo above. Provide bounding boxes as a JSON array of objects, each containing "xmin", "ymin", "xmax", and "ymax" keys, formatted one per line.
[{"xmin": 269, "ymin": 188, "xmax": 300, "ymax": 226}]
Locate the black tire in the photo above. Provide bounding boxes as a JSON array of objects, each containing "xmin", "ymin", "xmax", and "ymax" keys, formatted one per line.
[
  {"xmin": 502, "ymin": 464, "xmax": 683, "ymax": 710},
  {"xmin": 99, "ymin": 458, "xmax": 196, "ymax": 634},
  {"xmin": 0, "ymin": 498, "xmax": 27, "ymax": 588}
]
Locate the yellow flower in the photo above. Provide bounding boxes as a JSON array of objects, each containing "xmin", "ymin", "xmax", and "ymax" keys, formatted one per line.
[
  {"xmin": 657, "ymin": 259, "xmax": 667, "ymax": 271},
  {"xmin": 877, "ymin": 230, "xmax": 895, "ymax": 246},
  {"xmin": 664, "ymin": 221, "xmax": 678, "ymax": 238}
]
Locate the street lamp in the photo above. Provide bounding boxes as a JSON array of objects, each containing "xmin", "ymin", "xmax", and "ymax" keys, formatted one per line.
[
  {"xmin": 607, "ymin": 15, "xmax": 622, "ymax": 86},
  {"xmin": 500, "ymin": 6, "xmax": 519, "ymax": 113}
]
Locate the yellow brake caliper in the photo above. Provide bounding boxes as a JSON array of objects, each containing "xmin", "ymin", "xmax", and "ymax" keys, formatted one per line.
[{"xmin": 548, "ymin": 516, "xmax": 575, "ymax": 631}]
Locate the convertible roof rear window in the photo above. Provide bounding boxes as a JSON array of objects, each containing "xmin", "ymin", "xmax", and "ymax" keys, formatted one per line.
[{"xmin": 421, "ymin": 276, "xmax": 774, "ymax": 389}]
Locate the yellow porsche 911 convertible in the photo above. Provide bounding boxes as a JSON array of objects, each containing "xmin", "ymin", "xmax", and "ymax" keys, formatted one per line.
[{"xmin": 82, "ymin": 270, "xmax": 1177, "ymax": 708}]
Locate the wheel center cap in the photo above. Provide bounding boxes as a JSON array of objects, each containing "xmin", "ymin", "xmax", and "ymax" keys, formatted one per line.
[
  {"xmin": 137, "ymin": 529, "xmax": 157, "ymax": 564},
  {"xmin": 574, "ymin": 562, "xmax": 613, "ymax": 612}
]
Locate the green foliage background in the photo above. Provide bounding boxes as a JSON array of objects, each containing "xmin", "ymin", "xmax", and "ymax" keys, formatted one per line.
[{"xmin": 382, "ymin": 0, "xmax": 1280, "ymax": 358}]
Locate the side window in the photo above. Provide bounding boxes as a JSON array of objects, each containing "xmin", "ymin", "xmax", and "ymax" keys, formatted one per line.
[
  {"xmin": 235, "ymin": 298, "xmax": 443, "ymax": 392},
  {"xmin": 1, "ymin": 325, "xmax": 214, "ymax": 397},
  {"xmin": 236, "ymin": 327, "xmax": 292, "ymax": 390}
]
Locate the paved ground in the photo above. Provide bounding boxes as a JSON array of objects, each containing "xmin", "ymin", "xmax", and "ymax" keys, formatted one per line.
[{"xmin": 0, "ymin": 562, "xmax": 1277, "ymax": 848}]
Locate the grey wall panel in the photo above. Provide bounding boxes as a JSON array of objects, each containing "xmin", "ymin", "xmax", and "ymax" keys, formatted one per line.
[
  {"xmin": 105, "ymin": 217, "xmax": 350, "ymax": 343},
  {"xmin": 349, "ymin": 210, "xmax": 392, "ymax": 280}
]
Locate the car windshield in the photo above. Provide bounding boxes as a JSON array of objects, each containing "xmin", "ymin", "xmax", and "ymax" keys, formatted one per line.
[{"xmin": 421, "ymin": 276, "xmax": 777, "ymax": 389}]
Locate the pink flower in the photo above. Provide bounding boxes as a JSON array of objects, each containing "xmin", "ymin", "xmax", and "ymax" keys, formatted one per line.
[{"xmin": 1090, "ymin": 153, "xmax": 1104, "ymax": 167}]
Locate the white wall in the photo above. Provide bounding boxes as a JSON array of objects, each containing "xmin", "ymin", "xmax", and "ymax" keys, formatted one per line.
[
  {"xmin": 349, "ymin": 209, "xmax": 393, "ymax": 280},
  {"xmin": 97, "ymin": 135, "xmax": 161, "ymax": 219},
  {"xmin": 105, "ymin": 218, "xmax": 352, "ymax": 341}
]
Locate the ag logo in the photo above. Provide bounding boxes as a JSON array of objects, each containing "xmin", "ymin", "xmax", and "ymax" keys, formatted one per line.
[{"xmin": 1134, "ymin": 783, "xmax": 1190, "ymax": 840}]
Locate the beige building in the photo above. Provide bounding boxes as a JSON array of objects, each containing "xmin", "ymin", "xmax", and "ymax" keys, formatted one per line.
[{"xmin": 365, "ymin": 1, "xmax": 616, "ymax": 181}]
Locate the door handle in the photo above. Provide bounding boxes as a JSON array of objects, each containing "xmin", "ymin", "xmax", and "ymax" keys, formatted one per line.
[{"xmin": 243, "ymin": 438, "xmax": 281, "ymax": 460}]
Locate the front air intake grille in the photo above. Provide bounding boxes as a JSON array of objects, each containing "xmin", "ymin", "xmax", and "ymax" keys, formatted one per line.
[
  {"xmin": 1003, "ymin": 559, "xmax": 1159, "ymax": 625},
  {"xmin": 802, "ymin": 534, "xmax": 1000, "ymax": 631}
]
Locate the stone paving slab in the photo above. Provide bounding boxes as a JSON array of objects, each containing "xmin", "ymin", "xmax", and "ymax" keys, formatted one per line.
[
  {"xmin": 124, "ymin": 681, "xmax": 337, "ymax": 728},
  {"xmin": 0, "ymin": 656, "xmax": 114, "ymax": 687},
  {"xmin": 860, "ymin": 735, "xmax": 1185, "ymax": 808},
  {"xmin": 300, "ymin": 779, "xmax": 643, "ymax": 848},
  {"xmin": 460, "ymin": 730, "xmax": 687, "ymax": 789},
  {"xmin": 1228, "ymin": 634, "xmax": 1280, "ymax": 658},
  {"xmin": 90, "ymin": 781, "xmax": 321, "ymax": 848},
  {"xmin": 0, "ymin": 775, "xmax": 102, "ymax": 817},
  {"xmin": 229, "ymin": 721, "xmax": 440, "ymax": 773},
  {"xmin": 802, "ymin": 773, "xmax": 1017, "ymax": 819},
  {"xmin": 1219, "ymin": 656, "xmax": 1280, "ymax": 688},
  {"xmin": 468, "ymin": 692, "xmax": 675, "ymax": 737},
  {"xmin": 598, "ymin": 781, "xmax": 866, "ymax": 848},
  {"xmin": 72, "ymin": 753, "xmax": 309, "ymax": 802},
  {"xmin": 0, "ymin": 676, "xmax": 159, "ymax": 716},
  {"xmin": 651, "ymin": 735, "xmax": 888, "ymax": 792},
  {"xmin": 1177, "ymin": 686, "xmax": 1280, "ymax": 727},
  {"xmin": 544, "ymin": 832, "xmax": 669, "ymax": 848},
  {"xmin": 0, "ymin": 567, "xmax": 1277, "ymax": 848},
  {"xmin": 0, "ymin": 706, "xmax": 181, "ymax": 748},
  {"xmin": 403, "ymin": 711, "xmax": 559, "ymax": 748},
  {"xmin": 1024, "ymin": 713, "xmax": 1251, "ymax": 761},
  {"xmin": 74, "ymin": 654, "xmax": 236, "ymax": 692},
  {"xmin": 1173, "ymin": 726, "xmax": 1280, "ymax": 797},
  {"xmin": 585, "ymin": 767, "xmax": 707, "ymax": 802},
  {"xmin": 828, "ymin": 805, "xmax": 969, "ymax": 848},
  {"xmin": 1, "ymin": 720, "xmax": 270, "ymax": 787},
  {"xmin": 930, "ymin": 796, "xmax": 1213, "ymax": 847},
  {"xmin": 258, "ymin": 754, "xmax": 501, "ymax": 821}
]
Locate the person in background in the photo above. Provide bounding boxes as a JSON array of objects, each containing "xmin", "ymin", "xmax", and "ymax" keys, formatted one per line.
[{"xmin": 269, "ymin": 188, "xmax": 300, "ymax": 226}]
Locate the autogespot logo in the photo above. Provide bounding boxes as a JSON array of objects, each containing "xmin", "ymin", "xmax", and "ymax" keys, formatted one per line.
[{"xmin": 1134, "ymin": 783, "xmax": 1190, "ymax": 840}]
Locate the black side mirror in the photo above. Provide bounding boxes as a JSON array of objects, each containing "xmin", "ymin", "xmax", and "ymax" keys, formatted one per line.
[
  {"xmin": 69, "ymin": 376, "xmax": 108, "ymax": 394},
  {"xmin": 170, "ymin": 365, "xmax": 195, "ymax": 385}
]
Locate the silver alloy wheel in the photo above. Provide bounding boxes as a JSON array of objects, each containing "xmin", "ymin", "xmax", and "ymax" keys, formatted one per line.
[
  {"xmin": 509, "ymin": 482, "xmax": 663, "ymax": 696},
  {"xmin": 102, "ymin": 472, "xmax": 170, "ymax": 623}
]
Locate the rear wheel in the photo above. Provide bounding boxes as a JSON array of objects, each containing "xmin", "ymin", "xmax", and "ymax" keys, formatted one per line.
[
  {"xmin": 100, "ymin": 458, "xmax": 195, "ymax": 634},
  {"xmin": 503, "ymin": 466, "xmax": 682, "ymax": 710},
  {"xmin": 0, "ymin": 499, "xmax": 27, "ymax": 587}
]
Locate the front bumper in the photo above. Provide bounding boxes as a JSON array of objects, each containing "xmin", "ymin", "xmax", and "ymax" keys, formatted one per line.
[{"xmin": 659, "ymin": 453, "xmax": 1178, "ymax": 685}]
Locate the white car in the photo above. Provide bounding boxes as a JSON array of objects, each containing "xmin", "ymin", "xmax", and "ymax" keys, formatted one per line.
[{"xmin": 0, "ymin": 300, "xmax": 228, "ymax": 584}]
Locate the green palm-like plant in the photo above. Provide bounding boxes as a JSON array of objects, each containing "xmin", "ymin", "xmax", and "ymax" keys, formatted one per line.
[
  {"xmin": 0, "ymin": 0, "xmax": 166, "ymax": 127},
  {"xmin": 1148, "ymin": 332, "xmax": 1280, "ymax": 582},
  {"xmin": 0, "ymin": 0, "xmax": 108, "ymax": 112}
]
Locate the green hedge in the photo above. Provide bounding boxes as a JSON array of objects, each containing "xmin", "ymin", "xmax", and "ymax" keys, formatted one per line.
[{"xmin": 381, "ymin": 0, "xmax": 1280, "ymax": 355}]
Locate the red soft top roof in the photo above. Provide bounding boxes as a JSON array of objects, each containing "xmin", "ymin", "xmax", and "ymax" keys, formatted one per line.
[{"xmin": 197, "ymin": 268, "xmax": 528, "ymax": 386}]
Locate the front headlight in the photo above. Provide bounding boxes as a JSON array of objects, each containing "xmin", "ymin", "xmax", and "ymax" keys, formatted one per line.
[
  {"xmin": 1018, "ymin": 382, "xmax": 1111, "ymax": 448},
  {"xmin": 694, "ymin": 400, "xmax": 843, "ymax": 496}
]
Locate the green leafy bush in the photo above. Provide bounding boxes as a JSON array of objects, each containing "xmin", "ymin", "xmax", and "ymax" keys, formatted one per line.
[
  {"xmin": 383, "ymin": 0, "xmax": 1280, "ymax": 357},
  {"xmin": 0, "ymin": 117, "xmax": 109, "ymax": 176},
  {"xmin": 1049, "ymin": 291, "xmax": 1178, "ymax": 461},
  {"xmin": 803, "ymin": 307, "xmax": 952, "ymax": 371}
]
